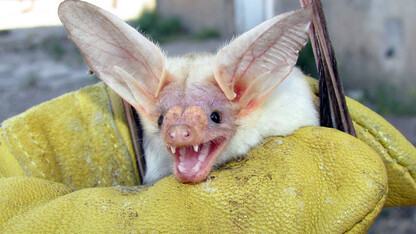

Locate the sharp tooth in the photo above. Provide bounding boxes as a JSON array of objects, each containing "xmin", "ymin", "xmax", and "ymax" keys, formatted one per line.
[
  {"xmin": 198, "ymin": 153, "xmax": 206, "ymax": 162},
  {"xmin": 192, "ymin": 161, "xmax": 201, "ymax": 173},
  {"xmin": 193, "ymin": 145, "xmax": 199, "ymax": 152},
  {"xmin": 170, "ymin": 146, "xmax": 176, "ymax": 154},
  {"xmin": 178, "ymin": 164, "xmax": 186, "ymax": 173},
  {"xmin": 198, "ymin": 145, "xmax": 209, "ymax": 162}
]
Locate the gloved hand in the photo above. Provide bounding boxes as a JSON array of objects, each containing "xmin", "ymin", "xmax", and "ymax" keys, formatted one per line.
[
  {"xmin": 0, "ymin": 79, "xmax": 414, "ymax": 232},
  {"xmin": 307, "ymin": 78, "xmax": 416, "ymax": 207}
]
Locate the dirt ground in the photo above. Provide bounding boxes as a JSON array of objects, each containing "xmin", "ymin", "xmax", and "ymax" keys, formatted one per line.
[{"xmin": 0, "ymin": 26, "xmax": 415, "ymax": 232}]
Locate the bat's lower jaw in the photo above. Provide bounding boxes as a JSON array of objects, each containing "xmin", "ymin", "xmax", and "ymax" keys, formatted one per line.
[{"xmin": 168, "ymin": 137, "xmax": 228, "ymax": 183}]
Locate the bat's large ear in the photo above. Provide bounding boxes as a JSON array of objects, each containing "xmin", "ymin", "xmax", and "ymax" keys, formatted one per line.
[
  {"xmin": 58, "ymin": 0, "xmax": 167, "ymax": 120},
  {"xmin": 214, "ymin": 5, "xmax": 312, "ymax": 117}
]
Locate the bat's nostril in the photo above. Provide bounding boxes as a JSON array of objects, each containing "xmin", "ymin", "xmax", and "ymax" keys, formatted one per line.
[
  {"xmin": 168, "ymin": 126, "xmax": 192, "ymax": 142},
  {"xmin": 183, "ymin": 131, "xmax": 190, "ymax": 138},
  {"xmin": 169, "ymin": 131, "xmax": 176, "ymax": 139}
]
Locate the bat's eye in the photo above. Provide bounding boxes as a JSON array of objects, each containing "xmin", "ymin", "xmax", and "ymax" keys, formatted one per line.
[
  {"xmin": 210, "ymin": 111, "xmax": 221, "ymax": 124},
  {"xmin": 157, "ymin": 115, "xmax": 164, "ymax": 127}
]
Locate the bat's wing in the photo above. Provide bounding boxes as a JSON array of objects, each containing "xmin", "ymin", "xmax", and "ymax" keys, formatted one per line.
[{"xmin": 300, "ymin": 0, "xmax": 356, "ymax": 136}]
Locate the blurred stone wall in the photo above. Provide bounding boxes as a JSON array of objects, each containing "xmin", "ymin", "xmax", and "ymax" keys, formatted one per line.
[
  {"xmin": 157, "ymin": 0, "xmax": 235, "ymax": 38},
  {"xmin": 157, "ymin": 0, "xmax": 415, "ymax": 96},
  {"xmin": 321, "ymin": 0, "xmax": 414, "ymax": 90}
]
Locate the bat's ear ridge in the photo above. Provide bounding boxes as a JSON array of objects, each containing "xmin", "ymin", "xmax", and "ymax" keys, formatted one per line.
[
  {"xmin": 214, "ymin": 5, "xmax": 312, "ymax": 117},
  {"xmin": 58, "ymin": 0, "xmax": 166, "ymax": 119}
]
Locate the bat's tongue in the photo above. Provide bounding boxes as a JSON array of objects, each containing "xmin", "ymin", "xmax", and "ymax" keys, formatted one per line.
[{"xmin": 172, "ymin": 140, "xmax": 223, "ymax": 183}]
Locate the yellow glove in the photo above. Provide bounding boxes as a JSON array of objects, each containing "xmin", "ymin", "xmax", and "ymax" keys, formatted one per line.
[
  {"xmin": 307, "ymin": 78, "xmax": 416, "ymax": 206},
  {"xmin": 0, "ymin": 79, "xmax": 414, "ymax": 232},
  {"xmin": 1, "ymin": 83, "xmax": 139, "ymax": 189},
  {"xmin": 1, "ymin": 127, "xmax": 387, "ymax": 232}
]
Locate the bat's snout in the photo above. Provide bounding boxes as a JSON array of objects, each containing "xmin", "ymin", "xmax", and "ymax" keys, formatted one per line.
[
  {"xmin": 162, "ymin": 105, "xmax": 208, "ymax": 147},
  {"xmin": 166, "ymin": 124, "xmax": 194, "ymax": 147}
]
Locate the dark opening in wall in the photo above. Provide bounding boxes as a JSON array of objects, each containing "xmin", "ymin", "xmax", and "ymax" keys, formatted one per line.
[
  {"xmin": 383, "ymin": 18, "xmax": 403, "ymax": 61},
  {"xmin": 385, "ymin": 47, "xmax": 395, "ymax": 58}
]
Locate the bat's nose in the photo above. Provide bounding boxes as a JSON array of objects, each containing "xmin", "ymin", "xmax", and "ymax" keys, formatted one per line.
[
  {"xmin": 162, "ymin": 105, "xmax": 208, "ymax": 147},
  {"xmin": 167, "ymin": 124, "xmax": 193, "ymax": 146}
]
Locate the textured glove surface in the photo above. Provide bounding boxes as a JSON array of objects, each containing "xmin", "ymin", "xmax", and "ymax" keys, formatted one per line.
[
  {"xmin": 0, "ymin": 83, "xmax": 139, "ymax": 189},
  {"xmin": 308, "ymin": 78, "xmax": 416, "ymax": 206},
  {"xmin": 0, "ymin": 127, "xmax": 387, "ymax": 233},
  {"xmin": 1, "ymin": 79, "xmax": 415, "ymax": 232}
]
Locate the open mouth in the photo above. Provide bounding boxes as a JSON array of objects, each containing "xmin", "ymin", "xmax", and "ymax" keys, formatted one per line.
[{"xmin": 167, "ymin": 137, "xmax": 228, "ymax": 183}]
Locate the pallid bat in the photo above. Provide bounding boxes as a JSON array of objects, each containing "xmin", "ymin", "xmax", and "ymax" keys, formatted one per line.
[{"xmin": 58, "ymin": 0, "xmax": 319, "ymax": 184}]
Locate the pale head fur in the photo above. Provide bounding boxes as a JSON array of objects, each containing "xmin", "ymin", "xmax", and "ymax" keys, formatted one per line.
[
  {"xmin": 142, "ymin": 53, "xmax": 318, "ymax": 184},
  {"xmin": 58, "ymin": 0, "xmax": 318, "ymax": 184}
]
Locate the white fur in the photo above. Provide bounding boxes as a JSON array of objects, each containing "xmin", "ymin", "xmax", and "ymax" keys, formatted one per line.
[
  {"xmin": 141, "ymin": 114, "xmax": 173, "ymax": 184},
  {"xmin": 216, "ymin": 67, "xmax": 319, "ymax": 166},
  {"xmin": 142, "ymin": 67, "xmax": 318, "ymax": 184},
  {"xmin": 58, "ymin": 1, "xmax": 317, "ymax": 184}
]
